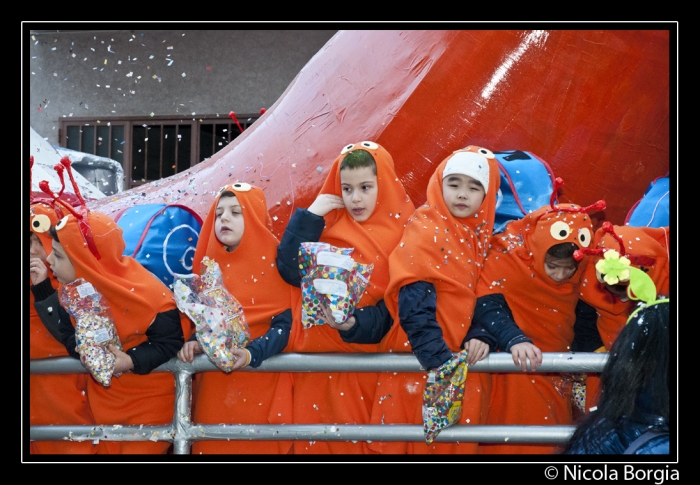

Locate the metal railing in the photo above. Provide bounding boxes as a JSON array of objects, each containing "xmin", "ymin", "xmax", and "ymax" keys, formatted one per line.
[{"xmin": 29, "ymin": 352, "xmax": 607, "ymax": 454}]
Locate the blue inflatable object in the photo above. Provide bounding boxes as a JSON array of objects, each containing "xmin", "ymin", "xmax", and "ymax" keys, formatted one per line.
[
  {"xmin": 493, "ymin": 150, "xmax": 557, "ymax": 234},
  {"xmin": 625, "ymin": 175, "xmax": 670, "ymax": 228},
  {"xmin": 115, "ymin": 203, "xmax": 203, "ymax": 288}
]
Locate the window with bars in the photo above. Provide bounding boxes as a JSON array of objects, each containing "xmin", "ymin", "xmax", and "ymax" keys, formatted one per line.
[{"xmin": 58, "ymin": 114, "xmax": 260, "ymax": 191}]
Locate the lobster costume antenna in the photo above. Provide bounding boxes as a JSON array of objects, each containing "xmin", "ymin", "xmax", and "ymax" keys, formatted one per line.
[
  {"xmin": 601, "ymin": 221, "xmax": 626, "ymax": 256},
  {"xmin": 38, "ymin": 169, "xmax": 101, "ymax": 260},
  {"xmin": 53, "ymin": 163, "xmax": 67, "ymax": 198},
  {"xmin": 59, "ymin": 156, "xmax": 87, "ymax": 208},
  {"xmin": 548, "ymin": 177, "xmax": 606, "ymax": 215}
]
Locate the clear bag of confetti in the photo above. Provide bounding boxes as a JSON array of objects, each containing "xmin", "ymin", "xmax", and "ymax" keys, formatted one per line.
[
  {"xmin": 173, "ymin": 257, "xmax": 249, "ymax": 372},
  {"xmin": 553, "ymin": 372, "xmax": 587, "ymax": 414},
  {"xmin": 59, "ymin": 278, "xmax": 123, "ymax": 387},
  {"xmin": 298, "ymin": 242, "xmax": 373, "ymax": 329},
  {"xmin": 421, "ymin": 349, "xmax": 469, "ymax": 445}
]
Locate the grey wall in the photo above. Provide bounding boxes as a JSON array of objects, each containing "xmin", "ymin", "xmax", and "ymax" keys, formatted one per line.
[{"xmin": 28, "ymin": 28, "xmax": 338, "ymax": 145}]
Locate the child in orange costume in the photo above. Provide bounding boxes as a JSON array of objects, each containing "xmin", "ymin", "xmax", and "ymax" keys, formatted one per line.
[
  {"xmin": 473, "ymin": 183, "xmax": 605, "ymax": 454},
  {"xmin": 276, "ymin": 141, "xmax": 415, "ymax": 454},
  {"xmin": 177, "ymin": 183, "xmax": 296, "ymax": 454},
  {"xmin": 40, "ymin": 170, "xmax": 187, "ymax": 454},
  {"xmin": 576, "ymin": 223, "xmax": 670, "ymax": 411},
  {"xmin": 367, "ymin": 146, "xmax": 500, "ymax": 455},
  {"xmin": 29, "ymin": 162, "xmax": 97, "ymax": 454}
]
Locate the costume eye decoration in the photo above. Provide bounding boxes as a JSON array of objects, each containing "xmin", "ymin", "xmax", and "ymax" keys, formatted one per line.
[
  {"xmin": 577, "ymin": 227, "xmax": 592, "ymax": 248},
  {"xmin": 477, "ymin": 148, "xmax": 495, "ymax": 159},
  {"xmin": 360, "ymin": 141, "xmax": 379, "ymax": 150},
  {"xmin": 55, "ymin": 215, "xmax": 70, "ymax": 231},
  {"xmin": 31, "ymin": 214, "xmax": 51, "ymax": 233},
  {"xmin": 231, "ymin": 182, "xmax": 252, "ymax": 192},
  {"xmin": 550, "ymin": 221, "xmax": 571, "ymax": 240},
  {"xmin": 340, "ymin": 143, "xmax": 356, "ymax": 155}
]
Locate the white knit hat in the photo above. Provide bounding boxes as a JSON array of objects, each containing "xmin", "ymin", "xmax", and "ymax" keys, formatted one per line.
[{"xmin": 442, "ymin": 151, "xmax": 490, "ymax": 194}]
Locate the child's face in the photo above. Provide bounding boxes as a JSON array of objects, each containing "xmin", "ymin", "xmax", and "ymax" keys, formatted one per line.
[
  {"xmin": 340, "ymin": 166, "xmax": 378, "ymax": 223},
  {"xmin": 214, "ymin": 195, "xmax": 245, "ymax": 251},
  {"xmin": 29, "ymin": 233, "xmax": 47, "ymax": 261},
  {"xmin": 544, "ymin": 255, "xmax": 578, "ymax": 283},
  {"xmin": 46, "ymin": 239, "xmax": 76, "ymax": 284},
  {"xmin": 441, "ymin": 174, "xmax": 485, "ymax": 218}
]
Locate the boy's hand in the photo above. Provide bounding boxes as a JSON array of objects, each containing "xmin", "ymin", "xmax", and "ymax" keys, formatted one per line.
[
  {"xmin": 108, "ymin": 344, "xmax": 135, "ymax": 375},
  {"xmin": 319, "ymin": 301, "xmax": 357, "ymax": 332},
  {"xmin": 510, "ymin": 342, "xmax": 543, "ymax": 372},
  {"xmin": 177, "ymin": 340, "xmax": 203, "ymax": 363},
  {"xmin": 29, "ymin": 257, "xmax": 49, "ymax": 285},
  {"xmin": 230, "ymin": 348, "xmax": 250, "ymax": 371},
  {"xmin": 464, "ymin": 338, "xmax": 489, "ymax": 366},
  {"xmin": 308, "ymin": 194, "xmax": 346, "ymax": 217}
]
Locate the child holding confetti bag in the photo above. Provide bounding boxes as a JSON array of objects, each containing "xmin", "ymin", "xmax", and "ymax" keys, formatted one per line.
[
  {"xmin": 367, "ymin": 146, "xmax": 500, "ymax": 455},
  {"xmin": 36, "ymin": 159, "xmax": 187, "ymax": 454},
  {"xmin": 176, "ymin": 183, "xmax": 295, "ymax": 454},
  {"xmin": 276, "ymin": 141, "xmax": 415, "ymax": 454},
  {"xmin": 28, "ymin": 156, "xmax": 97, "ymax": 454},
  {"xmin": 473, "ymin": 181, "xmax": 606, "ymax": 455}
]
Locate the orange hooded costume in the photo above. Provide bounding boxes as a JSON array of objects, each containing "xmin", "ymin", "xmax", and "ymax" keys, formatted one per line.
[
  {"xmin": 475, "ymin": 194, "xmax": 604, "ymax": 454},
  {"xmin": 43, "ymin": 164, "xmax": 188, "ymax": 454},
  {"xmin": 368, "ymin": 146, "xmax": 500, "ymax": 455},
  {"xmin": 29, "ymin": 172, "xmax": 97, "ymax": 454},
  {"xmin": 283, "ymin": 141, "xmax": 415, "ymax": 454},
  {"xmin": 578, "ymin": 223, "xmax": 670, "ymax": 411},
  {"xmin": 188, "ymin": 183, "xmax": 296, "ymax": 454}
]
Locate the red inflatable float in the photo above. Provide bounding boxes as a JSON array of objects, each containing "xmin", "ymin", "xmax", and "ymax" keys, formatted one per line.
[{"xmin": 89, "ymin": 30, "xmax": 672, "ymax": 236}]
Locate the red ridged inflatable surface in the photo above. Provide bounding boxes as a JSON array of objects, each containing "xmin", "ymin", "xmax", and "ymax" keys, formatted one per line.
[{"xmin": 90, "ymin": 30, "xmax": 671, "ymax": 236}]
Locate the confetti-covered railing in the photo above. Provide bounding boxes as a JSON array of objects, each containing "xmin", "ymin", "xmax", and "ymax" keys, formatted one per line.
[{"xmin": 29, "ymin": 352, "xmax": 607, "ymax": 454}]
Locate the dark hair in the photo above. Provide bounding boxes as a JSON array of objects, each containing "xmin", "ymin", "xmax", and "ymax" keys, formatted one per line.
[
  {"xmin": 219, "ymin": 190, "xmax": 236, "ymax": 199},
  {"xmin": 547, "ymin": 242, "xmax": 577, "ymax": 259},
  {"xmin": 563, "ymin": 301, "xmax": 670, "ymax": 453},
  {"xmin": 48, "ymin": 224, "xmax": 60, "ymax": 243},
  {"xmin": 340, "ymin": 149, "xmax": 377, "ymax": 175}
]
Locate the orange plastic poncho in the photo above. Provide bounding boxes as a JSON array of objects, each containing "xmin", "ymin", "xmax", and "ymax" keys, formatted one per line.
[
  {"xmin": 287, "ymin": 141, "xmax": 415, "ymax": 454},
  {"xmin": 476, "ymin": 203, "xmax": 598, "ymax": 454},
  {"xmin": 54, "ymin": 209, "xmax": 185, "ymax": 454},
  {"xmin": 579, "ymin": 224, "xmax": 670, "ymax": 411},
  {"xmin": 29, "ymin": 201, "xmax": 96, "ymax": 454},
  {"xmin": 368, "ymin": 146, "xmax": 500, "ymax": 455},
  {"xmin": 189, "ymin": 183, "xmax": 296, "ymax": 454}
]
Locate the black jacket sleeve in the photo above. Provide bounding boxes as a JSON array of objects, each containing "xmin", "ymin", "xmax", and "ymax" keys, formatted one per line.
[
  {"xmin": 339, "ymin": 299, "xmax": 393, "ymax": 344},
  {"xmin": 276, "ymin": 208, "xmax": 326, "ymax": 287},
  {"xmin": 126, "ymin": 308, "xmax": 185, "ymax": 374},
  {"xmin": 398, "ymin": 281, "xmax": 453, "ymax": 370},
  {"xmin": 30, "ymin": 278, "xmax": 64, "ymax": 344},
  {"xmin": 461, "ymin": 314, "xmax": 498, "ymax": 352},
  {"xmin": 571, "ymin": 299, "xmax": 604, "ymax": 352},
  {"xmin": 46, "ymin": 294, "xmax": 81, "ymax": 359},
  {"xmin": 471, "ymin": 293, "xmax": 532, "ymax": 352},
  {"xmin": 245, "ymin": 309, "xmax": 292, "ymax": 368}
]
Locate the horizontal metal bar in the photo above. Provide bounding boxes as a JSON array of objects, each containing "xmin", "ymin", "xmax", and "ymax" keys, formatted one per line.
[
  {"xmin": 30, "ymin": 425, "xmax": 174, "ymax": 442},
  {"xmin": 29, "ymin": 352, "xmax": 608, "ymax": 375},
  {"xmin": 30, "ymin": 424, "xmax": 576, "ymax": 444}
]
